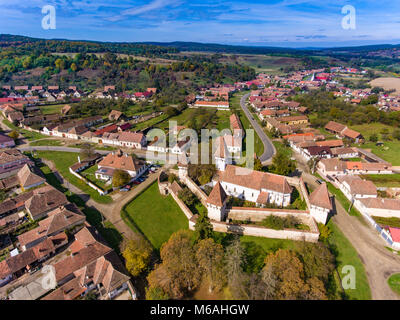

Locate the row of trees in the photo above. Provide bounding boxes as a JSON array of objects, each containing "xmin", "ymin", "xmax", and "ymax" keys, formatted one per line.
[
  {"xmin": 293, "ymin": 90, "xmax": 400, "ymax": 128},
  {"xmin": 141, "ymin": 227, "xmax": 337, "ymax": 300}
]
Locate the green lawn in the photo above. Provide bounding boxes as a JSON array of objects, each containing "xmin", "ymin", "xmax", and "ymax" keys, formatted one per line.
[
  {"xmin": 3, "ymin": 119, "xmax": 46, "ymax": 141},
  {"xmin": 360, "ymin": 174, "xmax": 400, "ymax": 187},
  {"xmin": 388, "ymin": 273, "xmax": 400, "ymax": 296},
  {"xmin": 30, "ymin": 139, "xmax": 63, "ymax": 146},
  {"xmin": 33, "ymin": 151, "xmax": 113, "ymax": 204},
  {"xmin": 327, "ymin": 221, "xmax": 371, "ymax": 300},
  {"xmin": 350, "ymin": 123, "xmax": 400, "ymax": 165},
  {"xmin": 40, "ymin": 104, "xmax": 63, "ymax": 115},
  {"xmin": 372, "ymin": 216, "xmax": 400, "ymax": 228},
  {"xmin": 240, "ymin": 235, "xmax": 297, "ymax": 253},
  {"xmin": 36, "ymin": 161, "xmax": 122, "ymax": 253},
  {"xmin": 122, "ymin": 181, "xmax": 188, "ymax": 250},
  {"xmin": 81, "ymin": 165, "xmax": 113, "ymax": 191}
]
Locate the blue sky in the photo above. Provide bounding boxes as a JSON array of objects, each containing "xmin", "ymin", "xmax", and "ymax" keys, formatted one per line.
[{"xmin": 1, "ymin": 0, "xmax": 400, "ymax": 47}]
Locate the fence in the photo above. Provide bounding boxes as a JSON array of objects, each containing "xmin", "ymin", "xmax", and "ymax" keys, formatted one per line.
[
  {"xmin": 353, "ymin": 199, "xmax": 395, "ymax": 248},
  {"xmin": 69, "ymin": 167, "xmax": 109, "ymax": 196}
]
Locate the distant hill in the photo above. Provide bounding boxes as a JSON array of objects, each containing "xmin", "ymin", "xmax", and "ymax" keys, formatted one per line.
[{"xmin": 1, "ymin": 34, "xmax": 399, "ymax": 57}]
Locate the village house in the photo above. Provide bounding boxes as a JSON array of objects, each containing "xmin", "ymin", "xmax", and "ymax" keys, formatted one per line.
[
  {"xmin": 0, "ymin": 236, "xmax": 61, "ymax": 286},
  {"xmin": 317, "ymin": 158, "xmax": 393, "ymax": 176},
  {"xmin": 302, "ymin": 146, "xmax": 332, "ymax": 161},
  {"xmin": 357, "ymin": 198, "xmax": 400, "ymax": 218},
  {"xmin": 325, "ymin": 121, "xmax": 364, "ymax": 143},
  {"xmin": 337, "ymin": 175, "xmax": 378, "ymax": 202},
  {"xmin": 18, "ymin": 203, "xmax": 85, "ymax": 251},
  {"xmin": 42, "ymin": 226, "xmax": 133, "ymax": 300},
  {"xmin": 308, "ymin": 183, "xmax": 333, "ymax": 224},
  {"xmin": 331, "ymin": 147, "xmax": 359, "ymax": 159},
  {"xmin": 0, "ymin": 149, "xmax": 33, "ymax": 176},
  {"xmin": 213, "ymin": 164, "xmax": 293, "ymax": 208},
  {"xmin": 96, "ymin": 150, "xmax": 147, "ymax": 182},
  {"xmin": 0, "ymin": 133, "xmax": 15, "ymax": 148},
  {"xmin": 194, "ymin": 101, "xmax": 230, "ymax": 109},
  {"xmin": 24, "ymin": 185, "xmax": 69, "ymax": 220},
  {"xmin": 276, "ymin": 115, "xmax": 309, "ymax": 126},
  {"xmin": 108, "ymin": 110, "xmax": 124, "ymax": 122},
  {"xmin": 16, "ymin": 164, "xmax": 46, "ymax": 191},
  {"xmin": 66, "ymin": 126, "xmax": 88, "ymax": 140},
  {"xmin": 117, "ymin": 131, "xmax": 146, "ymax": 149}
]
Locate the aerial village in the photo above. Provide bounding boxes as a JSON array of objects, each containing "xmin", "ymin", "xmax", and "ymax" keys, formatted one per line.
[{"xmin": 0, "ymin": 63, "xmax": 399, "ymax": 301}]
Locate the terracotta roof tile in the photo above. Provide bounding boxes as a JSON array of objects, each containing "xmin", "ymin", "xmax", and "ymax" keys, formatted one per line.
[{"xmin": 309, "ymin": 183, "xmax": 332, "ymax": 210}]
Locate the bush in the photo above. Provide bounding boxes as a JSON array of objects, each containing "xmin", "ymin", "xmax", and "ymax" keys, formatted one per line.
[{"xmin": 260, "ymin": 215, "xmax": 303, "ymax": 230}]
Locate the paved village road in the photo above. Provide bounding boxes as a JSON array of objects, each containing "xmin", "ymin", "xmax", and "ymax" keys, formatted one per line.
[
  {"xmin": 302, "ymin": 172, "xmax": 400, "ymax": 300},
  {"xmin": 239, "ymin": 93, "xmax": 276, "ymax": 164}
]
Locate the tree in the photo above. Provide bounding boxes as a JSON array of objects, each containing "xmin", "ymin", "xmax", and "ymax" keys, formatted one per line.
[
  {"xmin": 8, "ymin": 130, "xmax": 19, "ymax": 141},
  {"xmin": 269, "ymin": 151, "xmax": 296, "ymax": 176},
  {"xmin": 194, "ymin": 213, "xmax": 213, "ymax": 240},
  {"xmin": 178, "ymin": 187, "xmax": 196, "ymax": 207},
  {"xmin": 263, "ymin": 249, "xmax": 305, "ymax": 299},
  {"xmin": 0, "ymin": 190, "xmax": 6, "ymax": 203},
  {"xmin": 195, "ymin": 238, "xmax": 226, "ymax": 293},
  {"xmin": 122, "ymin": 238, "xmax": 152, "ymax": 277},
  {"xmin": 80, "ymin": 143, "xmax": 95, "ymax": 159},
  {"xmin": 113, "ymin": 169, "xmax": 131, "ymax": 187},
  {"xmin": 317, "ymin": 223, "xmax": 332, "ymax": 242},
  {"xmin": 70, "ymin": 62, "xmax": 78, "ymax": 72},
  {"xmin": 147, "ymin": 230, "xmax": 201, "ymax": 299},
  {"xmin": 168, "ymin": 173, "xmax": 178, "ymax": 184},
  {"xmin": 224, "ymin": 238, "xmax": 248, "ymax": 299},
  {"xmin": 369, "ymin": 133, "xmax": 378, "ymax": 143},
  {"xmin": 145, "ymin": 287, "xmax": 169, "ymax": 300},
  {"xmin": 307, "ymin": 158, "xmax": 319, "ymax": 174},
  {"xmin": 393, "ymin": 129, "xmax": 400, "ymax": 141},
  {"xmin": 254, "ymin": 158, "xmax": 263, "ymax": 171}
]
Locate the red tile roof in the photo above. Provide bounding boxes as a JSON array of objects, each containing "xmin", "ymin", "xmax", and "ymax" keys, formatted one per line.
[{"xmin": 309, "ymin": 183, "xmax": 332, "ymax": 210}]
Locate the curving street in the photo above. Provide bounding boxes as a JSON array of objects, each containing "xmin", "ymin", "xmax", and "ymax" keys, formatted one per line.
[{"xmin": 239, "ymin": 93, "xmax": 276, "ymax": 164}]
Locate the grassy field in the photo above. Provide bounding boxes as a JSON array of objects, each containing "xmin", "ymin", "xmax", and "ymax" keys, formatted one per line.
[
  {"xmin": 349, "ymin": 123, "xmax": 400, "ymax": 165},
  {"xmin": 80, "ymin": 165, "xmax": 113, "ymax": 192},
  {"xmin": 122, "ymin": 181, "xmax": 188, "ymax": 250},
  {"xmin": 388, "ymin": 273, "xmax": 400, "ymax": 296},
  {"xmin": 36, "ymin": 161, "xmax": 122, "ymax": 252},
  {"xmin": 361, "ymin": 174, "xmax": 400, "ymax": 187},
  {"xmin": 33, "ymin": 151, "xmax": 113, "ymax": 204},
  {"xmin": 30, "ymin": 139, "xmax": 63, "ymax": 146},
  {"xmin": 240, "ymin": 235, "xmax": 297, "ymax": 253},
  {"xmin": 3, "ymin": 119, "xmax": 46, "ymax": 141},
  {"xmin": 327, "ymin": 221, "xmax": 371, "ymax": 300},
  {"xmin": 39, "ymin": 104, "xmax": 63, "ymax": 115}
]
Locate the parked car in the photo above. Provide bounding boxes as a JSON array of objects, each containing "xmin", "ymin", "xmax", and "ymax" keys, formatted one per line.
[
  {"xmin": 120, "ymin": 185, "xmax": 131, "ymax": 192},
  {"xmin": 133, "ymin": 180, "xmax": 141, "ymax": 185},
  {"xmin": 316, "ymin": 179, "xmax": 324, "ymax": 185}
]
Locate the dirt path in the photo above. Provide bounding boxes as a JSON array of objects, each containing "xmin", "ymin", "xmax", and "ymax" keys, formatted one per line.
[{"xmin": 302, "ymin": 172, "xmax": 400, "ymax": 300}]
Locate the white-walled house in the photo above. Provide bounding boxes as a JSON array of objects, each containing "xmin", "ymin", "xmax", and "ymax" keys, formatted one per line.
[
  {"xmin": 337, "ymin": 175, "xmax": 377, "ymax": 202},
  {"xmin": 96, "ymin": 150, "xmax": 147, "ymax": 182},
  {"xmin": 356, "ymin": 198, "xmax": 400, "ymax": 218},
  {"xmin": 214, "ymin": 165, "xmax": 293, "ymax": 207},
  {"xmin": 309, "ymin": 183, "xmax": 332, "ymax": 224}
]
